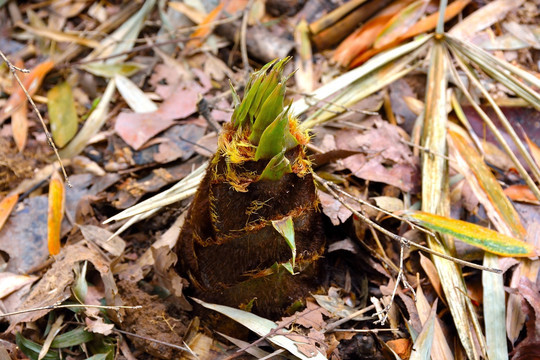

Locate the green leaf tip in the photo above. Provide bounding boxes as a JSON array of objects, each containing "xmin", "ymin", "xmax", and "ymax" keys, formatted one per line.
[{"xmin": 231, "ymin": 58, "xmax": 292, "ymax": 136}]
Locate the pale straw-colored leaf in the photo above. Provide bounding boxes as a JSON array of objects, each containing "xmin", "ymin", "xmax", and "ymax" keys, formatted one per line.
[
  {"xmin": 290, "ymin": 35, "xmax": 432, "ymax": 116},
  {"xmin": 115, "ymin": 74, "xmax": 158, "ymax": 113},
  {"xmin": 104, "ymin": 161, "xmax": 207, "ymax": 225},
  {"xmin": 409, "ymin": 300, "xmax": 436, "ymax": 360},
  {"xmin": 194, "ymin": 298, "xmax": 327, "ymax": 360},
  {"xmin": 301, "ymin": 47, "xmax": 423, "ymax": 129},
  {"xmin": 415, "ymin": 287, "xmax": 453, "ymax": 360},
  {"xmin": 449, "ymin": 0, "xmax": 525, "ymax": 40},
  {"xmin": 83, "ymin": 0, "xmax": 156, "ymax": 64},
  {"xmin": 421, "ymin": 42, "xmax": 482, "ymax": 360},
  {"xmin": 448, "ymin": 37, "xmax": 540, "ymax": 110},
  {"xmin": 483, "ymin": 253, "xmax": 508, "ymax": 360},
  {"xmin": 59, "ymin": 79, "xmax": 116, "ymax": 159}
]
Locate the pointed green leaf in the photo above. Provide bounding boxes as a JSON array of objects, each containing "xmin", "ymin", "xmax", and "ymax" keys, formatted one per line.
[
  {"xmin": 250, "ymin": 60, "xmax": 284, "ymax": 119},
  {"xmin": 403, "ymin": 211, "xmax": 537, "ymax": 257},
  {"xmin": 249, "ymin": 84, "xmax": 285, "ymax": 144},
  {"xmin": 50, "ymin": 327, "xmax": 94, "ymax": 348},
  {"xmin": 16, "ymin": 333, "xmax": 59, "ymax": 360},
  {"xmin": 254, "ymin": 112, "xmax": 288, "ymax": 160},
  {"xmin": 229, "ymin": 80, "xmax": 241, "ymax": 108},
  {"xmin": 47, "ymin": 82, "xmax": 78, "ymax": 148},
  {"xmin": 259, "ymin": 150, "xmax": 292, "ymax": 181},
  {"xmin": 281, "ymin": 261, "xmax": 296, "ymax": 275},
  {"xmin": 272, "ymin": 215, "xmax": 296, "ymax": 267}
]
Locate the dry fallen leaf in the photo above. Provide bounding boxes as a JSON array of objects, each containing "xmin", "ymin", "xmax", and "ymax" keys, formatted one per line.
[
  {"xmin": 0, "ymin": 193, "xmax": 18, "ymax": 232},
  {"xmin": 47, "ymin": 171, "xmax": 65, "ymax": 256}
]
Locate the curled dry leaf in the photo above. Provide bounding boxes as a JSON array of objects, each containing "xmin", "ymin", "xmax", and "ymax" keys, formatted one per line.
[
  {"xmin": 0, "ymin": 60, "xmax": 55, "ymax": 124},
  {"xmin": 47, "ymin": 171, "xmax": 65, "ymax": 256},
  {"xmin": 0, "ymin": 193, "xmax": 18, "ymax": 232}
]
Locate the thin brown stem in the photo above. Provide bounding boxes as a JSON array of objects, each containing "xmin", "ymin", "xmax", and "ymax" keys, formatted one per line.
[
  {"xmin": 313, "ymin": 173, "xmax": 502, "ymax": 274},
  {"xmin": 0, "ymin": 51, "xmax": 71, "ymax": 187}
]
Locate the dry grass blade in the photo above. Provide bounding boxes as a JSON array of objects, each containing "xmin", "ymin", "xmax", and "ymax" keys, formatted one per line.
[
  {"xmin": 448, "ymin": 126, "xmax": 526, "ymax": 238},
  {"xmin": 300, "ymin": 45, "xmax": 424, "ymax": 129},
  {"xmin": 309, "ymin": 0, "xmax": 369, "ymax": 35},
  {"xmin": 16, "ymin": 22, "xmax": 100, "ymax": 48},
  {"xmin": 409, "ymin": 300, "xmax": 436, "ymax": 360},
  {"xmin": 483, "ymin": 253, "xmax": 508, "ymax": 360},
  {"xmin": 104, "ymin": 162, "xmax": 207, "ymax": 224},
  {"xmin": 290, "ymin": 35, "xmax": 432, "ymax": 116},
  {"xmin": 446, "ymin": 46, "xmax": 540, "ymax": 201},
  {"xmin": 421, "ymin": 42, "xmax": 482, "ymax": 360},
  {"xmin": 448, "ymin": 0, "xmax": 526, "ymax": 40},
  {"xmin": 447, "ymin": 37, "xmax": 540, "ymax": 109},
  {"xmin": 82, "ymin": 0, "xmax": 156, "ymax": 64}
]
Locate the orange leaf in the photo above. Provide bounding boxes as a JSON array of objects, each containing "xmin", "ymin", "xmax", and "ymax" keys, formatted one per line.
[
  {"xmin": 11, "ymin": 101, "xmax": 28, "ymax": 152},
  {"xmin": 349, "ymin": 0, "xmax": 470, "ymax": 67},
  {"xmin": 186, "ymin": 2, "xmax": 225, "ymax": 51},
  {"xmin": 0, "ymin": 194, "xmax": 18, "ymax": 232},
  {"xmin": 373, "ymin": 0, "xmax": 429, "ymax": 49},
  {"xmin": 504, "ymin": 184, "xmax": 540, "ymax": 205},
  {"xmin": 332, "ymin": 0, "xmax": 414, "ymax": 67},
  {"xmin": 0, "ymin": 60, "xmax": 55, "ymax": 124},
  {"xmin": 47, "ymin": 171, "xmax": 65, "ymax": 256}
]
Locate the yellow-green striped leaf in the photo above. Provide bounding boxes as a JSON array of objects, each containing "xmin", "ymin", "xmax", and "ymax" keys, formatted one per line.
[{"xmin": 403, "ymin": 211, "xmax": 536, "ymax": 257}]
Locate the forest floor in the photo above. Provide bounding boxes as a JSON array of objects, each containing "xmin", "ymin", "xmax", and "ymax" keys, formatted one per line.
[{"xmin": 0, "ymin": 0, "xmax": 540, "ymax": 359}]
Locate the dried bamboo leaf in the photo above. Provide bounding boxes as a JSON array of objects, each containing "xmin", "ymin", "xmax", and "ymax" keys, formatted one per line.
[
  {"xmin": 446, "ymin": 46, "xmax": 540, "ymax": 201},
  {"xmin": 415, "ymin": 286, "xmax": 453, "ymax": 360},
  {"xmin": 83, "ymin": 0, "xmax": 156, "ymax": 64},
  {"xmin": 115, "ymin": 74, "xmax": 158, "ymax": 113},
  {"xmin": 449, "ymin": 0, "xmax": 526, "ymax": 40},
  {"xmin": 290, "ymin": 35, "xmax": 432, "ymax": 116},
  {"xmin": 448, "ymin": 126, "xmax": 526, "ymax": 238},
  {"xmin": 421, "ymin": 42, "xmax": 481, "ymax": 360},
  {"xmin": 59, "ymin": 79, "xmax": 116, "ymax": 159},
  {"xmin": 194, "ymin": 299, "xmax": 327, "ymax": 360},
  {"xmin": 47, "ymin": 171, "xmax": 65, "ymax": 256},
  {"xmin": 447, "ymin": 37, "xmax": 540, "ymax": 110},
  {"xmin": 409, "ymin": 300, "xmax": 436, "ymax": 360},
  {"xmin": 483, "ymin": 253, "xmax": 507, "ymax": 360},
  {"xmin": 301, "ymin": 46, "xmax": 423, "ymax": 129}
]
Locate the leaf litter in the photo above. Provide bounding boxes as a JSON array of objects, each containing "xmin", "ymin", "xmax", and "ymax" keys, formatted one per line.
[{"xmin": 0, "ymin": 1, "xmax": 539, "ymax": 359}]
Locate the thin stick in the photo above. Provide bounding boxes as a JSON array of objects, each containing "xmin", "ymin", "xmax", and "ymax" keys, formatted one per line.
[
  {"xmin": 0, "ymin": 51, "xmax": 71, "ymax": 187},
  {"xmin": 323, "ymin": 304, "xmax": 375, "ymax": 333},
  {"xmin": 313, "ymin": 173, "xmax": 502, "ymax": 274},
  {"xmin": 113, "ymin": 328, "xmax": 196, "ymax": 356},
  {"xmin": 0, "ymin": 303, "xmax": 142, "ymax": 318},
  {"xmin": 374, "ymin": 241, "xmax": 416, "ymax": 326},
  {"xmin": 240, "ymin": 0, "xmax": 255, "ymax": 72}
]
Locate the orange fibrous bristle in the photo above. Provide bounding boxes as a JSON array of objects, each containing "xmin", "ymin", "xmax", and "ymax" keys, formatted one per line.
[{"xmin": 288, "ymin": 116, "xmax": 310, "ymax": 145}]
